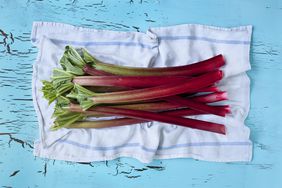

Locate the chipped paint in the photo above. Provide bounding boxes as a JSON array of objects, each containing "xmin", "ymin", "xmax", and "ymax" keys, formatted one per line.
[
  {"xmin": 9, "ymin": 170, "xmax": 20, "ymax": 177},
  {"xmin": 0, "ymin": 0, "xmax": 282, "ymax": 188}
]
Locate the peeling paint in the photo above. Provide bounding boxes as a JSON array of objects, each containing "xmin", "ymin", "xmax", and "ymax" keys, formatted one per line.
[
  {"xmin": 0, "ymin": 0, "xmax": 281, "ymax": 187},
  {"xmin": 9, "ymin": 170, "xmax": 20, "ymax": 177}
]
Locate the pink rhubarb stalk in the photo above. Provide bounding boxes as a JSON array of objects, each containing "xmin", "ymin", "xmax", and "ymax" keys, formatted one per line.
[
  {"xmin": 162, "ymin": 108, "xmax": 207, "ymax": 116},
  {"xmin": 146, "ymin": 91, "xmax": 228, "ymax": 104},
  {"xmin": 165, "ymin": 95, "xmax": 230, "ymax": 117},
  {"xmin": 85, "ymin": 70, "xmax": 223, "ymax": 107},
  {"xmin": 72, "ymin": 75, "xmax": 190, "ymax": 88},
  {"xmin": 191, "ymin": 91, "xmax": 228, "ymax": 103}
]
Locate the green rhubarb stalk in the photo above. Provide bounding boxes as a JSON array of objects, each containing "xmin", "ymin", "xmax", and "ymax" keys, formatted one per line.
[
  {"xmin": 84, "ymin": 86, "xmax": 132, "ymax": 93},
  {"xmin": 67, "ymin": 118, "xmax": 145, "ymax": 129},
  {"xmin": 60, "ymin": 46, "xmax": 225, "ymax": 76},
  {"xmin": 80, "ymin": 46, "xmax": 225, "ymax": 76}
]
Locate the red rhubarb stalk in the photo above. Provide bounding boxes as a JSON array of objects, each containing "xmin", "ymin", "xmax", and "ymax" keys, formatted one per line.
[
  {"xmin": 146, "ymin": 91, "xmax": 228, "ymax": 104},
  {"xmin": 82, "ymin": 48, "xmax": 225, "ymax": 76},
  {"xmin": 85, "ymin": 86, "xmax": 132, "ymax": 93},
  {"xmin": 162, "ymin": 108, "xmax": 207, "ymax": 116},
  {"xmin": 196, "ymin": 86, "xmax": 220, "ymax": 93},
  {"xmin": 68, "ymin": 102, "xmax": 183, "ymax": 117},
  {"xmin": 63, "ymin": 46, "xmax": 225, "ymax": 77},
  {"xmin": 87, "ymin": 106, "xmax": 226, "ymax": 134},
  {"xmin": 81, "ymin": 70, "xmax": 223, "ymax": 109},
  {"xmin": 70, "ymin": 95, "xmax": 228, "ymax": 117},
  {"xmin": 72, "ymin": 75, "xmax": 190, "ymax": 88},
  {"xmin": 67, "ymin": 104, "xmax": 207, "ymax": 118},
  {"xmin": 67, "ymin": 109, "xmax": 207, "ymax": 129},
  {"xmin": 164, "ymin": 95, "xmax": 230, "ymax": 117}
]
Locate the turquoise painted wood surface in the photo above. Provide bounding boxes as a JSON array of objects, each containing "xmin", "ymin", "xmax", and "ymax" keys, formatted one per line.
[{"xmin": 0, "ymin": 0, "xmax": 281, "ymax": 187}]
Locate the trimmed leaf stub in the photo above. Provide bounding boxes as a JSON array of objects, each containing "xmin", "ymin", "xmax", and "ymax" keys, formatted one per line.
[
  {"xmin": 51, "ymin": 68, "xmax": 74, "ymax": 96},
  {"xmin": 67, "ymin": 84, "xmax": 96, "ymax": 111},
  {"xmin": 41, "ymin": 80, "xmax": 57, "ymax": 105},
  {"xmin": 60, "ymin": 46, "xmax": 86, "ymax": 75},
  {"xmin": 51, "ymin": 112, "xmax": 86, "ymax": 131}
]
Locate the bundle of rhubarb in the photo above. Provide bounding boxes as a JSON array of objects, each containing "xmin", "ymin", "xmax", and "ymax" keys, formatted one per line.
[{"xmin": 42, "ymin": 46, "xmax": 230, "ymax": 134}]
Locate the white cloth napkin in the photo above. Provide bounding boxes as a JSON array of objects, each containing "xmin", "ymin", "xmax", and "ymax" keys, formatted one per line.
[{"xmin": 31, "ymin": 22, "xmax": 252, "ymax": 163}]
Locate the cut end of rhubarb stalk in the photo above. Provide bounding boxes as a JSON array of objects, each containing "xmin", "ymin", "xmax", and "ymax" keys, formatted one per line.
[
  {"xmin": 192, "ymin": 91, "xmax": 228, "ymax": 103},
  {"xmin": 210, "ymin": 54, "xmax": 225, "ymax": 70},
  {"xmin": 216, "ymin": 54, "xmax": 224, "ymax": 63},
  {"xmin": 214, "ymin": 105, "xmax": 231, "ymax": 117},
  {"xmin": 218, "ymin": 125, "xmax": 226, "ymax": 135},
  {"xmin": 219, "ymin": 91, "xmax": 228, "ymax": 101},
  {"xmin": 224, "ymin": 105, "xmax": 231, "ymax": 114},
  {"xmin": 217, "ymin": 70, "xmax": 224, "ymax": 80}
]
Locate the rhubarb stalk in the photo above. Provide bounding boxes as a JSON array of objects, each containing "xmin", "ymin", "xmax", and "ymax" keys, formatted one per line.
[
  {"xmin": 44, "ymin": 68, "xmax": 192, "ymax": 103},
  {"xmin": 51, "ymin": 97, "xmax": 222, "ymax": 134},
  {"xmin": 72, "ymin": 75, "xmax": 190, "ymax": 88},
  {"xmin": 66, "ymin": 109, "xmax": 210, "ymax": 129},
  {"xmin": 73, "ymin": 70, "xmax": 223, "ymax": 110},
  {"xmin": 60, "ymin": 46, "xmax": 225, "ymax": 77},
  {"xmin": 53, "ymin": 106, "xmax": 225, "ymax": 134},
  {"xmin": 165, "ymin": 95, "xmax": 230, "ymax": 117},
  {"xmin": 80, "ymin": 46, "xmax": 225, "ymax": 76},
  {"xmin": 191, "ymin": 91, "xmax": 227, "ymax": 103}
]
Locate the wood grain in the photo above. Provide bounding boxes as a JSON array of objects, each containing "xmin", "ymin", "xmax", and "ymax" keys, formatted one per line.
[{"xmin": 0, "ymin": 0, "xmax": 281, "ymax": 187}]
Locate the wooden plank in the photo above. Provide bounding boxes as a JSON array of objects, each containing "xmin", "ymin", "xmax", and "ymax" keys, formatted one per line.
[{"xmin": 0, "ymin": 0, "xmax": 281, "ymax": 187}]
